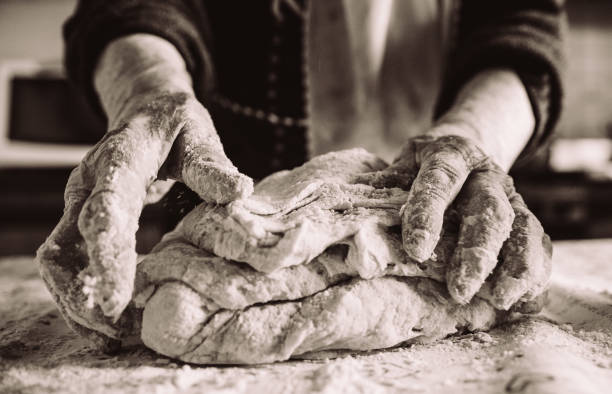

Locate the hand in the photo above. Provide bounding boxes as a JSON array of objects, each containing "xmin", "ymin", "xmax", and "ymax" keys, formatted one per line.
[
  {"xmin": 36, "ymin": 91, "xmax": 253, "ymax": 348},
  {"xmin": 362, "ymin": 133, "xmax": 552, "ymax": 310}
]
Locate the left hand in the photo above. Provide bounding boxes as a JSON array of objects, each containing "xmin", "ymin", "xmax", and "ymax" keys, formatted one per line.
[{"xmin": 363, "ymin": 132, "xmax": 552, "ymax": 310}]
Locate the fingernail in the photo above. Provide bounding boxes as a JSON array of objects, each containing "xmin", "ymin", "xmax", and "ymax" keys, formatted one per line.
[{"xmin": 403, "ymin": 229, "xmax": 436, "ymax": 262}]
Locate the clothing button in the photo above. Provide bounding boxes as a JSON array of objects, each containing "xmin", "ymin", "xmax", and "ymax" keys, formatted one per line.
[
  {"xmin": 271, "ymin": 158, "xmax": 282, "ymax": 168},
  {"xmin": 268, "ymin": 72, "xmax": 278, "ymax": 83},
  {"xmin": 274, "ymin": 142, "xmax": 285, "ymax": 153},
  {"xmin": 270, "ymin": 54, "xmax": 280, "ymax": 65},
  {"xmin": 267, "ymin": 89, "xmax": 277, "ymax": 100},
  {"xmin": 272, "ymin": 35, "xmax": 282, "ymax": 46},
  {"xmin": 274, "ymin": 127, "xmax": 285, "ymax": 137},
  {"xmin": 268, "ymin": 113, "xmax": 280, "ymax": 123},
  {"xmin": 254, "ymin": 109, "xmax": 266, "ymax": 119}
]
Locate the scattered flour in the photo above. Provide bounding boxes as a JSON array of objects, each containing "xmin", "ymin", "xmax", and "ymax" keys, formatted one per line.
[{"xmin": 2, "ymin": 240, "xmax": 612, "ymax": 393}]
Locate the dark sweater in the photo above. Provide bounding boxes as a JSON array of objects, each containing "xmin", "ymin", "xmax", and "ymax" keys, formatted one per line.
[{"xmin": 64, "ymin": 0, "xmax": 567, "ymax": 179}]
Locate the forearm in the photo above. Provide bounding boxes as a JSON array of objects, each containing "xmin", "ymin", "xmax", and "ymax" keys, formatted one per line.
[
  {"xmin": 94, "ymin": 34, "xmax": 195, "ymax": 127},
  {"xmin": 430, "ymin": 69, "xmax": 535, "ymax": 171}
]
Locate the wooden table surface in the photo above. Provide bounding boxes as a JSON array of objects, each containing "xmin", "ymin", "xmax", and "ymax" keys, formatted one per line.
[{"xmin": 1, "ymin": 240, "xmax": 611, "ymax": 394}]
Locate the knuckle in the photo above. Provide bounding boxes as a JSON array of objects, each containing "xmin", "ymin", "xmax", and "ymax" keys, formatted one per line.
[
  {"xmin": 425, "ymin": 150, "xmax": 468, "ymax": 178},
  {"xmin": 93, "ymin": 124, "xmax": 131, "ymax": 153},
  {"xmin": 85, "ymin": 129, "xmax": 135, "ymax": 174},
  {"xmin": 484, "ymin": 194, "xmax": 514, "ymax": 225},
  {"xmin": 64, "ymin": 167, "xmax": 90, "ymax": 202},
  {"xmin": 502, "ymin": 225, "xmax": 550, "ymax": 282},
  {"xmin": 402, "ymin": 202, "xmax": 440, "ymax": 232},
  {"xmin": 77, "ymin": 191, "xmax": 132, "ymax": 238},
  {"xmin": 429, "ymin": 135, "xmax": 487, "ymax": 168},
  {"xmin": 432, "ymin": 159, "xmax": 463, "ymax": 184},
  {"xmin": 501, "ymin": 256, "xmax": 531, "ymax": 279},
  {"xmin": 118, "ymin": 92, "xmax": 197, "ymax": 142},
  {"xmin": 413, "ymin": 165, "xmax": 463, "ymax": 204},
  {"xmin": 465, "ymin": 168, "xmax": 505, "ymax": 193},
  {"xmin": 132, "ymin": 91, "xmax": 191, "ymax": 117},
  {"xmin": 459, "ymin": 185, "xmax": 514, "ymax": 232},
  {"xmin": 512, "ymin": 208, "xmax": 544, "ymax": 236}
]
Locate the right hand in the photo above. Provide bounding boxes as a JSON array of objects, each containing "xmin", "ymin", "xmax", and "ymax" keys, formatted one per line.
[{"xmin": 36, "ymin": 36, "xmax": 253, "ymax": 350}]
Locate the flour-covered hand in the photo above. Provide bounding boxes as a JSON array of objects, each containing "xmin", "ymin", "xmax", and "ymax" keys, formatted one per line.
[
  {"xmin": 36, "ymin": 35, "xmax": 253, "ymax": 350},
  {"xmin": 365, "ymin": 134, "xmax": 552, "ymax": 310}
]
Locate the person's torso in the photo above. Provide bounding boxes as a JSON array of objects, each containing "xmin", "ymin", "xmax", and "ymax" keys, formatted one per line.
[{"xmin": 202, "ymin": 0, "xmax": 454, "ymax": 179}]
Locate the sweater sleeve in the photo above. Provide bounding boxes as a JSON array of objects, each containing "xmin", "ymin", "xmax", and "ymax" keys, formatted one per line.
[
  {"xmin": 63, "ymin": 0, "xmax": 214, "ymax": 119},
  {"xmin": 435, "ymin": 0, "xmax": 567, "ymax": 161}
]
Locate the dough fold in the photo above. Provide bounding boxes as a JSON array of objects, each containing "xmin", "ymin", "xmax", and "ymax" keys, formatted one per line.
[{"xmin": 134, "ymin": 149, "xmax": 509, "ymax": 364}]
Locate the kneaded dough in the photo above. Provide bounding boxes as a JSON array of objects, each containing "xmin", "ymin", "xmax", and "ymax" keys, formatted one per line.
[
  {"xmin": 181, "ymin": 149, "xmax": 408, "ymax": 274},
  {"xmin": 134, "ymin": 149, "xmax": 508, "ymax": 364}
]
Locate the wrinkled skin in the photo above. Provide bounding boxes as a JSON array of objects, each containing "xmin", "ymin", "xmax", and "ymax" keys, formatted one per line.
[
  {"xmin": 359, "ymin": 134, "xmax": 552, "ymax": 311},
  {"xmin": 36, "ymin": 33, "xmax": 551, "ymax": 354},
  {"xmin": 36, "ymin": 124, "xmax": 551, "ymax": 352},
  {"xmin": 36, "ymin": 92, "xmax": 253, "ymax": 349},
  {"xmin": 36, "ymin": 107, "xmax": 551, "ymax": 353}
]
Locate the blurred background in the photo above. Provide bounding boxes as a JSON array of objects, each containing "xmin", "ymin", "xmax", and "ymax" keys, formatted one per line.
[{"xmin": 0, "ymin": 0, "xmax": 611, "ymax": 256}]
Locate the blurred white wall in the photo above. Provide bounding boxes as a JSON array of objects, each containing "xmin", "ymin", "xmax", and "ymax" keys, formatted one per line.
[
  {"xmin": 558, "ymin": 0, "xmax": 612, "ymax": 139},
  {"xmin": 0, "ymin": 0, "xmax": 610, "ymax": 139},
  {"xmin": 0, "ymin": 0, "xmax": 76, "ymax": 63}
]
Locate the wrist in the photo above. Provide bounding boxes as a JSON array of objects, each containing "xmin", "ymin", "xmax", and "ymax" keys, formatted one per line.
[
  {"xmin": 426, "ymin": 120, "xmax": 502, "ymax": 166},
  {"xmin": 94, "ymin": 34, "xmax": 194, "ymax": 126},
  {"xmin": 430, "ymin": 69, "xmax": 535, "ymax": 171}
]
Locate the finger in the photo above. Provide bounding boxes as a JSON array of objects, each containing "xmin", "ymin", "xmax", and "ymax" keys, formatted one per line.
[
  {"xmin": 76, "ymin": 127, "xmax": 169, "ymax": 320},
  {"xmin": 38, "ymin": 168, "xmax": 90, "ymax": 311},
  {"xmin": 36, "ymin": 168, "xmax": 122, "ymax": 342},
  {"xmin": 401, "ymin": 137, "xmax": 484, "ymax": 261},
  {"xmin": 76, "ymin": 94, "xmax": 201, "ymax": 319},
  {"xmin": 170, "ymin": 103, "xmax": 254, "ymax": 203},
  {"xmin": 491, "ymin": 191, "xmax": 553, "ymax": 310},
  {"xmin": 446, "ymin": 170, "xmax": 515, "ymax": 304}
]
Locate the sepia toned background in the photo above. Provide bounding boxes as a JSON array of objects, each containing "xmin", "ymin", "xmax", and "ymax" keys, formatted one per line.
[{"xmin": 0, "ymin": 0, "xmax": 611, "ymax": 255}]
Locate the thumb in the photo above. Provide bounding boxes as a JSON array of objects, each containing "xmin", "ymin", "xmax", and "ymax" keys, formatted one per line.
[{"xmin": 171, "ymin": 110, "xmax": 254, "ymax": 204}]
